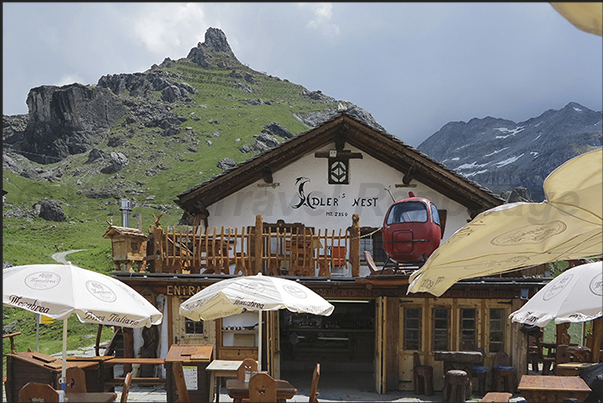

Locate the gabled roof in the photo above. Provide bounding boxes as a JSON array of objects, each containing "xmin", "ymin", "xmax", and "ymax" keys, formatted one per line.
[
  {"xmin": 175, "ymin": 113, "xmax": 505, "ymax": 216},
  {"xmin": 102, "ymin": 226, "xmax": 148, "ymax": 239}
]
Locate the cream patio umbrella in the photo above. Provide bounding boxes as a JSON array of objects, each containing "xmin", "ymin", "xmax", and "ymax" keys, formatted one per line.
[
  {"xmin": 179, "ymin": 273, "xmax": 334, "ymax": 370},
  {"xmin": 408, "ymin": 148, "xmax": 602, "ymax": 297},
  {"xmin": 3, "ymin": 263, "xmax": 163, "ymax": 391},
  {"xmin": 550, "ymin": 2, "xmax": 603, "ymax": 37},
  {"xmin": 509, "ymin": 260, "xmax": 602, "ymax": 327}
]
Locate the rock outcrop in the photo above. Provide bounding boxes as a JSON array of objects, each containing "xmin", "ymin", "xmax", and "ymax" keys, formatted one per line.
[
  {"xmin": 14, "ymin": 83, "xmax": 126, "ymax": 164},
  {"xmin": 36, "ymin": 199, "xmax": 66, "ymax": 222},
  {"xmin": 187, "ymin": 27, "xmax": 240, "ymax": 68}
]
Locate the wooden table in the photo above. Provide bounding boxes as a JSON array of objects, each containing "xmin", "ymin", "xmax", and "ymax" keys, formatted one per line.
[
  {"xmin": 555, "ymin": 362, "xmax": 599, "ymax": 377},
  {"xmin": 434, "ymin": 351, "xmax": 484, "ymax": 394},
  {"xmin": 518, "ymin": 375, "xmax": 592, "ymax": 402},
  {"xmin": 226, "ymin": 378, "xmax": 297, "ymax": 402},
  {"xmin": 4, "ymin": 351, "xmax": 104, "ymax": 402},
  {"xmin": 164, "ymin": 344, "xmax": 213, "ymax": 402},
  {"xmin": 480, "ymin": 392, "xmax": 512, "ymax": 402},
  {"xmin": 205, "ymin": 359, "xmax": 243, "ymax": 402},
  {"xmin": 65, "ymin": 392, "xmax": 118, "ymax": 402}
]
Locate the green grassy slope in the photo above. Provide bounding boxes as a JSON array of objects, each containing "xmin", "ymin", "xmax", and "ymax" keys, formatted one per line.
[{"xmin": 2, "ymin": 54, "xmax": 339, "ymax": 361}]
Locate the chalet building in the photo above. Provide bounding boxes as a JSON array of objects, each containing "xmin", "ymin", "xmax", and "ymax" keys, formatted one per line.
[{"xmin": 111, "ymin": 113, "xmax": 548, "ymax": 394}]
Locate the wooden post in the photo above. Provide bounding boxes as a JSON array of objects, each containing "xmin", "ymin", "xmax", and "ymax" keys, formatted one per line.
[
  {"xmin": 95, "ymin": 325, "xmax": 103, "ymax": 356},
  {"xmin": 254, "ymin": 215, "xmax": 263, "ymax": 275},
  {"xmin": 591, "ymin": 317, "xmax": 602, "ymax": 363},
  {"xmin": 350, "ymin": 213, "xmax": 360, "ymax": 277},
  {"xmin": 152, "ymin": 225, "xmax": 164, "ymax": 273},
  {"xmin": 556, "ymin": 323, "xmax": 571, "ymax": 345},
  {"xmin": 122, "ymin": 327, "xmax": 134, "ymax": 375}
]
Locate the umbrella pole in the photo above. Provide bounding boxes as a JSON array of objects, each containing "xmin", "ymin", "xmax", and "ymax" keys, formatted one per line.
[
  {"xmin": 258, "ymin": 311, "xmax": 262, "ymax": 371},
  {"xmin": 61, "ymin": 319, "xmax": 67, "ymax": 391}
]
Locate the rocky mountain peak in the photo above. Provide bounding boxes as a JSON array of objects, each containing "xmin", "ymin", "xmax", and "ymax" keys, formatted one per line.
[
  {"xmin": 203, "ymin": 27, "xmax": 233, "ymax": 53},
  {"xmin": 187, "ymin": 27, "xmax": 240, "ymax": 68},
  {"xmin": 417, "ymin": 102, "xmax": 602, "ymax": 201}
]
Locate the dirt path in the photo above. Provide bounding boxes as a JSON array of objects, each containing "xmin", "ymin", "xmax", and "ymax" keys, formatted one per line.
[{"xmin": 51, "ymin": 249, "xmax": 88, "ymax": 264}]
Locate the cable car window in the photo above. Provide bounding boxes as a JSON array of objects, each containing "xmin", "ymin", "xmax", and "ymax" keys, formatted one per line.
[
  {"xmin": 430, "ymin": 204, "xmax": 441, "ymax": 226},
  {"xmin": 386, "ymin": 201, "xmax": 428, "ymax": 224}
]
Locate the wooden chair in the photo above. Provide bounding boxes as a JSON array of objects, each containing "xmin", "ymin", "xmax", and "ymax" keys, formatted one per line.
[
  {"xmin": 120, "ymin": 371, "xmax": 133, "ymax": 403},
  {"xmin": 309, "ymin": 363, "xmax": 320, "ymax": 402},
  {"xmin": 491, "ymin": 351, "xmax": 516, "ymax": 393},
  {"xmin": 527, "ymin": 334, "xmax": 542, "ymax": 372},
  {"xmin": 172, "ymin": 362, "xmax": 190, "ymax": 403},
  {"xmin": 65, "ymin": 366, "xmax": 87, "ymax": 394},
  {"xmin": 554, "ymin": 344, "xmax": 572, "ymax": 375},
  {"xmin": 18, "ymin": 382, "xmax": 59, "ymax": 402},
  {"xmin": 286, "ymin": 232, "xmax": 315, "ymax": 276},
  {"xmin": 318, "ymin": 246, "xmax": 347, "ymax": 276},
  {"xmin": 412, "ymin": 352, "xmax": 434, "ymax": 396},
  {"xmin": 248, "ymin": 372, "xmax": 277, "ymax": 402},
  {"xmin": 364, "ymin": 251, "xmax": 396, "ymax": 276},
  {"xmin": 235, "ymin": 358, "xmax": 258, "ymax": 403},
  {"xmin": 237, "ymin": 358, "xmax": 259, "ymax": 381},
  {"xmin": 534, "ymin": 338, "xmax": 556, "ymax": 375}
]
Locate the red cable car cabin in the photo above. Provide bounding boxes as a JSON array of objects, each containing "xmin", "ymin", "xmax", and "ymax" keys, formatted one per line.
[{"xmin": 382, "ymin": 192, "xmax": 441, "ymax": 264}]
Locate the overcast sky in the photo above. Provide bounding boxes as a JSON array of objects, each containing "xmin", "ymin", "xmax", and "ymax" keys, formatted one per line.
[{"xmin": 3, "ymin": 2, "xmax": 602, "ymax": 147}]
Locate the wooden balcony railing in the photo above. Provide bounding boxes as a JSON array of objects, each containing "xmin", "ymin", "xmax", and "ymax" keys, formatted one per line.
[{"xmin": 146, "ymin": 214, "xmax": 361, "ymax": 277}]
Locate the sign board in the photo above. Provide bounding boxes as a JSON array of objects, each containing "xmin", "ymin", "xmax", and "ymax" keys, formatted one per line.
[{"xmin": 183, "ymin": 366, "xmax": 198, "ymax": 390}]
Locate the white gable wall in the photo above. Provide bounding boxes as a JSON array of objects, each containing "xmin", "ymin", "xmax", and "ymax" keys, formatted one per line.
[{"xmin": 206, "ymin": 143, "xmax": 471, "ymax": 241}]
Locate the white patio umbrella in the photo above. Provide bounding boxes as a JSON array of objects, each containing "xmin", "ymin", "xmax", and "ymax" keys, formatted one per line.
[
  {"xmin": 408, "ymin": 148, "xmax": 602, "ymax": 297},
  {"xmin": 509, "ymin": 261, "xmax": 603, "ymax": 327},
  {"xmin": 179, "ymin": 273, "xmax": 334, "ymax": 370},
  {"xmin": 3, "ymin": 263, "xmax": 163, "ymax": 390}
]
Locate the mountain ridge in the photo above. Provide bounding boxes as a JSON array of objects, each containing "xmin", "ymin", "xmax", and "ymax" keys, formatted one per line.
[{"xmin": 417, "ymin": 101, "xmax": 602, "ymax": 201}]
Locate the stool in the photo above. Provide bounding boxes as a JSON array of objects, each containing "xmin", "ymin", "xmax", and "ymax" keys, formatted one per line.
[
  {"xmin": 491, "ymin": 365, "xmax": 516, "ymax": 393},
  {"xmin": 471, "ymin": 364, "xmax": 488, "ymax": 396},
  {"xmin": 412, "ymin": 352, "xmax": 434, "ymax": 395},
  {"xmin": 443, "ymin": 369, "xmax": 470, "ymax": 402}
]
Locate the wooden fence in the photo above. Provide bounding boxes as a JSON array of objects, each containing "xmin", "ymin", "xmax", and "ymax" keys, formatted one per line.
[{"xmin": 147, "ymin": 214, "xmax": 361, "ymax": 277}]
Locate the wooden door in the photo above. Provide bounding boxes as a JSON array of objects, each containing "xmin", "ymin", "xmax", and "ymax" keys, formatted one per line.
[
  {"xmin": 398, "ymin": 299, "xmax": 428, "ymax": 391},
  {"xmin": 172, "ymin": 296, "xmax": 215, "ymax": 346}
]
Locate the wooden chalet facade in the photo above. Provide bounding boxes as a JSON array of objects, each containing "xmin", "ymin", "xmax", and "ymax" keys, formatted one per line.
[{"xmin": 111, "ymin": 113, "xmax": 549, "ymax": 394}]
